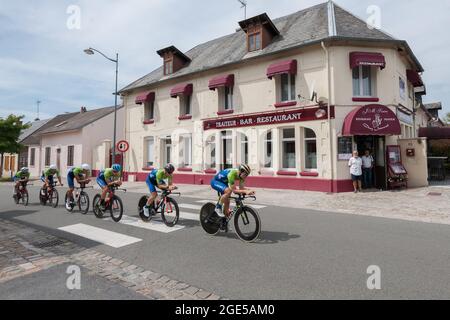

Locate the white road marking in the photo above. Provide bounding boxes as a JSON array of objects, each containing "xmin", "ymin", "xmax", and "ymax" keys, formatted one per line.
[
  {"xmin": 179, "ymin": 211, "xmax": 200, "ymax": 221},
  {"xmin": 58, "ymin": 224, "xmax": 142, "ymax": 248},
  {"xmin": 195, "ymin": 200, "xmax": 267, "ymax": 210},
  {"xmin": 179, "ymin": 203, "xmax": 203, "ymax": 210},
  {"xmin": 106, "ymin": 215, "xmax": 185, "ymax": 233}
]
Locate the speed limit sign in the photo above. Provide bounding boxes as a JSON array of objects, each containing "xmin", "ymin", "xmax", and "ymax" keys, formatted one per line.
[{"xmin": 116, "ymin": 140, "xmax": 129, "ymax": 153}]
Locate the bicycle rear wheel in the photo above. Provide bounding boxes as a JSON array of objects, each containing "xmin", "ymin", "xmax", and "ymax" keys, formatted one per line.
[
  {"xmin": 161, "ymin": 197, "xmax": 179, "ymax": 227},
  {"xmin": 200, "ymin": 203, "xmax": 220, "ymax": 236},
  {"xmin": 138, "ymin": 196, "xmax": 152, "ymax": 222},
  {"xmin": 92, "ymin": 194, "xmax": 104, "ymax": 218},
  {"xmin": 39, "ymin": 188, "xmax": 47, "ymax": 205},
  {"xmin": 79, "ymin": 192, "xmax": 90, "ymax": 214},
  {"xmin": 234, "ymin": 206, "xmax": 261, "ymax": 243},
  {"xmin": 64, "ymin": 193, "xmax": 75, "ymax": 212},
  {"xmin": 110, "ymin": 196, "xmax": 123, "ymax": 223}
]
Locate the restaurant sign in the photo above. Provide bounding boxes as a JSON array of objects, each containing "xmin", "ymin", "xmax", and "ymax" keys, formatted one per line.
[{"xmin": 203, "ymin": 107, "xmax": 334, "ymax": 131}]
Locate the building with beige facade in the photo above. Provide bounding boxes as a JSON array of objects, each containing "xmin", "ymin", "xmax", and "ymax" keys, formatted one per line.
[{"xmin": 119, "ymin": 2, "xmax": 431, "ymax": 192}]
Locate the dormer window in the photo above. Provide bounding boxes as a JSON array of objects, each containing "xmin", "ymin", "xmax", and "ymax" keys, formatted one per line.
[
  {"xmin": 164, "ymin": 58, "xmax": 173, "ymax": 75},
  {"xmin": 157, "ymin": 46, "xmax": 191, "ymax": 75},
  {"xmin": 248, "ymin": 28, "xmax": 262, "ymax": 52},
  {"xmin": 239, "ymin": 13, "xmax": 280, "ymax": 53}
]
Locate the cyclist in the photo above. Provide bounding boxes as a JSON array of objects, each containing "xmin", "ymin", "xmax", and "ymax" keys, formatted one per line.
[
  {"xmin": 41, "ymin": 165, "xmax": 63, "ymax": 194},
  {"xmin": 143, "ymin": 164, "xmax": 177, "ymax": 218},
  {"xmin": 210, "ymin": 164, "xmax": 255, "ymax": 225},
  {"xmin": 13, "ymin": 167, "xmax": 30, "ymax": 200},
  {"xmin": 65, "ymin": 164, "xmax": 92, "ymax": 209},
  {"xmin": 96, "ymin": 164, "xmax": 122, "ymax": 210}
]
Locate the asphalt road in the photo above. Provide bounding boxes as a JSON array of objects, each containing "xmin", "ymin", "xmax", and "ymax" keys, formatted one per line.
[{"xmin": 1, "ymin": 184, "xmax": 450, "ymax": 299}]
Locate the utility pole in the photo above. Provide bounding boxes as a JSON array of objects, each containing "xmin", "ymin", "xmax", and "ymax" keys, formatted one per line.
[
  {"xmin": 238, "ymin": 0, "xmax": 247, "ymax": 19},
  {"xmin": 35, "ymin": 100, "xmax": 41, "ymax": 121}
]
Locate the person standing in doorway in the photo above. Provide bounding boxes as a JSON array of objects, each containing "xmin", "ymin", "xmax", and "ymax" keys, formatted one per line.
[
  {"xmin": 348, "ymin": 151, "xmax": 363, "ymax": 193},
  {"xmin": 362, "ymin": 150, "xmax": 375, "ymax": 189}
]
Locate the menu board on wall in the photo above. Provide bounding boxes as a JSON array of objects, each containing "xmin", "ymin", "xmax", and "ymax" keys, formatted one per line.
[{"xmin": 338, "ymin": 137, "xmax": 353, "ymax": 161}]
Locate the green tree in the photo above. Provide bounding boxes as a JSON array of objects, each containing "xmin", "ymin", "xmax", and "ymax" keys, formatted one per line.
[
  {"xmin": 444, "ymin": 112, "xmax": 450, "ymax": 125},
  {"xmin": 0, "ymin": 115, "xmax": 31, "ymax": 177}
]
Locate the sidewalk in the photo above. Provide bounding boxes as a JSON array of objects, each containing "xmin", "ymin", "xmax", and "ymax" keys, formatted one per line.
[
  {"xmin": 0, "ymin": 218, "xmax": 223, "ymax": 300},
  {"xmin": 120, "ymin": 182, "xmax": 450, "ymax": 226}
]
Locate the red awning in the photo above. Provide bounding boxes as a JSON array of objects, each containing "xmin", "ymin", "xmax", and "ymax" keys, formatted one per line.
[
  {"xmin": 419, "ymin": 127, "xmax": 450, "ymax": 139},
  {"xmin": 350, "ymin": 52, "xmax": 386, "ymax": 69},
  {"xmin": 170, "ymin": 83, "xmax": 193, "ymax": 98},
  {"xmin": 267, "ymin": 60, "xmax": 297, "ymax": 79},
  {"xmin": 407, "ymin": 70, "xmax": 424, "ymax": 87},
  {"xmin": 208, "ymin": 74, "xmax": 235, "ymax": 90},
  {"xmin": 342, "ymin": 104, "xmax": 401, "ymax": 136},
  {"xmin": 135, "ymin": 92, "xmax": 155, "ymax": 105}
]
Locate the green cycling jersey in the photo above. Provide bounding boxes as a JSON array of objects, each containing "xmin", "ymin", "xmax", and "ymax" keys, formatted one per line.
[
  {"xmin": 15, "ymin": 171, "xmax": 30, "ymax": 179},
  {"xmin": 72, "ymin": 167, "xmax": 84, "ymax": 176},
  {"xmin": 155, "ymin": 169, "xmax": 173, "ymax": 185},
  {"xmin": 226, "ymin": 169, "xmax": 242, "ymax": 188},
  {"xmin": 43, "ymin": 168, "xmax": 60, "ymax": 178},
  {"xmin": 103, "ymin": 168, "xmax": 120, "ymax": 182}
]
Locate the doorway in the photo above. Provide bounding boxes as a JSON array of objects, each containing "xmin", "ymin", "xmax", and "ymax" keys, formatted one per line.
[
  {"xmin": 355, "ymin": 136, "xmax": 386, "ymax": 190},
  {"xmin": 221, "ymin": 131, "xmax": 233, "ymax": 170}
]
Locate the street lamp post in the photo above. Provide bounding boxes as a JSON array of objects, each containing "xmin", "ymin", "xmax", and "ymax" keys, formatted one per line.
[{"xmin": 84, "ymin": 47, "xmax": 119, "ymax": 163}]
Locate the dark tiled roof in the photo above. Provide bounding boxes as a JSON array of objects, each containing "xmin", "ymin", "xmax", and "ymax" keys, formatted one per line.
[
  {"xmin": 424, "ymin": 102, "xmax": 443, "ymax": 111},
  {"xmin": 120, "ymin": 1, "xmax": 415, "ymax": 93},
  {"xmin": 21, "ymin": 106, "xmax": 122, "ymax": 146},
  {"xmin": 18, "ymin": 119, "xmax": 50, "ymax": 143},
  {"xmin": 36, "ymin": 106, "xmax": 122, "ymax": 135}
]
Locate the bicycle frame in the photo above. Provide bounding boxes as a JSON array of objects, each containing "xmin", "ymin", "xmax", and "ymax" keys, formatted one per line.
[
  {"xmin": 217, "ymin": 194, "xmax": 256, "ymax": 224},
  {"xmin": 154, "ymin": 190, "xmax": 180, "ymax": 213},
  {"xmin": 103, "ymin": 186, "xmax": 126, "ymax": 209}
]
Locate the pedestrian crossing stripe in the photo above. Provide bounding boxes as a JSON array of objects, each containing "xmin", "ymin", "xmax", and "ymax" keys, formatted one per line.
[{"xmin": 58, "ymin": 224, "xmax": 142, "ymax": 248}]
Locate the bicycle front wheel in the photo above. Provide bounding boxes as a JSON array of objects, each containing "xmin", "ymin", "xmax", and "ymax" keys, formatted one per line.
[
  {"xmin": 21, "ymin": 191, "xmax": 29, "ymax": 206},
  {"xmin": 110, "ymin": 195, "xmax": 123, "ymax": 223},
  {"xmin": 234, "ymin": 206, "xmax": 261, "ymax": 243},
  {"xmin": 79, "ymin": 192, "xmax": 90, "ymax": 214},
  {"xmin": 50, "ymin": 189, "xmax": 59, "ymax": 208},
  {"xmin": 161, "ymin": 197, "xmax": 179, "ymax": 227}
]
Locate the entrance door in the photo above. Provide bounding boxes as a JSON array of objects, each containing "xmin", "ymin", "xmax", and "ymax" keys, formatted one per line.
[
  {"xmin": 374, "ymin": 137, "xmax": 386, "ymax": 190},
  {"xmin": 56, "ymin": 148, "xmax": 61, "ymax": 170},
  {"xmin": 355, "ymin": 136, "xmax": 386, "ymax": 190},
  {"xmin": 163, "ymin": 138, "xmax": 172, "ymax": 165},
  {"xmin": 221, "ymin": 131, "xmax": 233, "ymax": 170}
]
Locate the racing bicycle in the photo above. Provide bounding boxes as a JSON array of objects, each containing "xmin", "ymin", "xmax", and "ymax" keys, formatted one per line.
[
  {"xmin": 13, "ymin": 181, "xmax": 32, "ymax": 206},
  {"xmin": 65, "ymin": 183, "xmax": 92, "ymax": 214},
  {"xmin": 39, "ymin": 182, "xmax": 60, "ymax": 208},
  {"xmin": 92, "ymin": 184, "xmax": 126, "ymax": 223},
  {"xmin": 138, "ymin": 189, "xmax": 180, "ymax": 227},
  {"xmin": 200, "ymin": 193, "xmax": 261, "ymax": 243}
]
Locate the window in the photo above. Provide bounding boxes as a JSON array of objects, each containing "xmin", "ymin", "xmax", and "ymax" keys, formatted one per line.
[
  {"xmin": 67, "ymin": 146, "xmax": 74, "ymax": 167},
  {"xmin": 145, "ymin": 137, "xmax": 155, "ymax": 167},
  {"xmin": 352, "ymin": 66, "xmax": 374, "ymax": 97},
  {"xmin": 338, "ymin": 137, "xmax": 353, "ymax": 161},
  {"xmin": 248, "ymin": 32, "xmax": 261, "ymax": 51},
  {"xmin": 164, "ymin": 59, "xmax": 173, "ymax": 75},
  {"xmin": 280, "ymin": 74, "xmax": 296, "ymax": 102},
  {"xmin": 282, "ymin": 128, "xmax": 296, "ymax": 169},
  {"xmin": 239, "ymin": 133, "xmax": 249, "ymax": 165},
  {"xmin": 264, "ymin": 131, "xmax": 273, "ymax": 168},
  {"xmin": 399, "ymin": 77, "xmax": 406, "ymax": 100},
  {"xmin": 224, "ymin": 86, "xmax": 234, "ymax": 110},
  {"xmin": 45, "ymin": 147, "xmax": 51, "ymax": 166},
  {"xmin": 30, "ymin": 148, "xmax": 36, "ymax": 166},
  {"xmin": 4, "ymin": 155, "xmax": 10, "ymax": 171},
  {"xmin": 162, "ymin": 137, "xmax": 172, "ymax": 165},
  {"xmin": 206, "ymin": 135, "xmax": 216, "ymax": 169},
  {"xmin": 180, "ymin": 95, "xmax": 191, "ymax": 116},
  {"xmin": 304, "ymin": 128, "xmax": 317, "ymax": 170},
  {"xmin": 179, "ymin": 135, "xmax": 192, "ymax": 167},
  {"xmin": 145, "ymin": 101, "xmax": 155, "ymax": 120}
]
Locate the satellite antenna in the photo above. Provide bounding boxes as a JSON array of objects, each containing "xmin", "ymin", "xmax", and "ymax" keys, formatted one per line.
[
  {"xmin": 35, "ymin": 100, "xmax": 41, "ymax": 121},
  {"xmin": 237, "ymin": 0, "xmax": 247, "ymax": 19}
]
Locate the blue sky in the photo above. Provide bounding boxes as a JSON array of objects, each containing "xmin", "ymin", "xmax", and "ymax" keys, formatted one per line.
[{"xmin": 0, "ymin": 0, "xmax": 449, "ymax": 122}]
